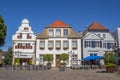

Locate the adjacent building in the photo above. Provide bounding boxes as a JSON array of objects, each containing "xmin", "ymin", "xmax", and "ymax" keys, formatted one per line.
[
  {"xmin": 36, "ymin": 20, "xmax": 82, "ymax": 67},
  {"xmin": 82, "ymin": 21, "xmax": 117, "ymax": 59},
  {"xmin": 12, "ymin": 19, "xmax": 36, "ymax": 65},
  {"xmin": 112, "ymin": 28, "xmax": 120, "ymax": 48}
]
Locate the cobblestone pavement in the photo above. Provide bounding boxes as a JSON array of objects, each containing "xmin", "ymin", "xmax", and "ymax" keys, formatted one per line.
[{"xmin": 0, "ymin": 68, "xmax": 120, "ymax": 80}]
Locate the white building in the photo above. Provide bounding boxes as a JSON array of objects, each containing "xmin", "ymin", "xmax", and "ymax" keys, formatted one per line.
[
  {"xmin": 12, "ymin": 19, "xmax": 36, "ymax": 65},
  {"xmin": 82, "ymin": 21, "xmax": 117, "ymax": 59},
  {"xmin": 112, "ymin": 28, "xmax": 120, "ymax": 48},
  {"xmin": 36, "ymin": 20, "xmax": 82, "ymax": 67}
]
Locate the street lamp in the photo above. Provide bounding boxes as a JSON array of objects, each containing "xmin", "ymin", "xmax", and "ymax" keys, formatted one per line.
[{"xmin": 68, "ymin": 51, "xmax": 76, "ymax": 66}]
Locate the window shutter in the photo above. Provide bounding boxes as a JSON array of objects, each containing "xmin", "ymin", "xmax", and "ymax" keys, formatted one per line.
[
  {"xmin": 92, "ymin": 41, "xmax": 95, "ymax": 48},
  {"xmin": 84, "ymin": 41, "xmax": 86, "ymax": 48},
  {"xmin": 107, "ymin": 43, "xmax": 110, "ymax": 49},
  {"xmin": 17, "ymin": 35, "xmax": 19, "ymax": 39},
  {"xmin": 100, "ymin": 41, "xmax": 102, "ymax": 48},
  {"xmin": 30, "ymin": 46, "xmax": 32, "ymax": 49},
  {"xmin": 15, "ymin": 46, "xmax": 18, "ymax": 49}
]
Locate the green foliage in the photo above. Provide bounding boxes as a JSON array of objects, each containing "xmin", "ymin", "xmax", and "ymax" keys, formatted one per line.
[
  {"xmin": 2, "ymin": 58, "xmax": 9, "ymax": 65},
  {"xmin": 60, "ymin": 63, "xmax": 66, "ymax": 65},
  {"xmin": 105, "ymin": 63, "xmax": 116, "ymax": 67},
  {"xmin": 104, "ymin": 51, "xmax": 117, "ymax": 67},
  {"xmin": 43, "ymin": 54, "xmax": 53, "ymax": 63},
  {"xmin": 3, "ymin": 47, "xmax": 13, "ymax": 65},
  {"xmin": 0, "ymin": 16, "xmax": 7, "ymax": 47},
  {"xmin": 59, "ymin": 53, "xmax": 69, "ymax": 63}
]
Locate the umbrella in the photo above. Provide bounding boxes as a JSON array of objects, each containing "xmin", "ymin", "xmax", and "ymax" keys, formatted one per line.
[{"xmin": 83, "ymin": 56, "xmax": 103, "ymax": 61}]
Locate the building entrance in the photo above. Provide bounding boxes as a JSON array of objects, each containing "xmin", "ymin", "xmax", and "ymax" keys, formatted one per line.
[{"xmin": 56, "ymin": 55, "xmax": 60, "ymax": 67}]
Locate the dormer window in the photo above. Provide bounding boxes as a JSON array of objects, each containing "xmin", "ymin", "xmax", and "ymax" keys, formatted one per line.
[
  {"xmin": 24, "ymin": 27, "xmax": 29, "ymax": 30},
  {"xmin": 98, "ymin": 34, "xmax": 100, "ymax": 37},
  {"xmin": 103, "ymin": 34, "xmax": 106, "ymax": 38},
  {"xmin": 64, "ymin": 29, "xmax": 68, "ymax": 36},
  {"xmin": 49, "ymin": 29, "xmax": 54, "ymax": 37},
  {"xmin": 56, "ymin": 29, "xmax": 61, "ymax": 36}
]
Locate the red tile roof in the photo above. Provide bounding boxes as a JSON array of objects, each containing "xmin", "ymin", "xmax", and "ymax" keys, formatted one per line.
[
  {"xmin": 48, "ymin": 20, "xmax": 69, "ymax": 27},
  {"xmin": 88, "ymin": 21, "xmax": 109, "ymax": 30}
]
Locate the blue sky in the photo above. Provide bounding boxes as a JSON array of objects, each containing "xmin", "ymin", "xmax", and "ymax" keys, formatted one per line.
[{"xmin": 0, "ymin": 0, "xmax": 120, "ymax": 51}]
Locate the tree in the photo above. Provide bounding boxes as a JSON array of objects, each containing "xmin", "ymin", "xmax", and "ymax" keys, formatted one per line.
[
  {"xmin": 0, "ymin": 16, "xmax": 7, "ymax": 47},
  {"xmin": 43, "ymin": 54, "xmax": 53, "ymax": 63},
  {"xmin": 104, "ymin": 51, "xmax": 117, "ymax": 67},
  {"xmin": 3, "ymin": 47, "xmax": 13, "ymax": 65},
  {"xmin": 59, "ymin": 53, "xmax": 69, "ymax": 64}
]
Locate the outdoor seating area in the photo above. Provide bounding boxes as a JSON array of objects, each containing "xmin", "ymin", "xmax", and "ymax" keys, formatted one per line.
[{"xmin": 4, "ymin": 65, "xmax": 50, "ymax": 71}]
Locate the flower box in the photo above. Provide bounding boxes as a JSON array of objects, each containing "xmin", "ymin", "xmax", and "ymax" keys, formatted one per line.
[
  {"xmin": 72, "ymin": 47, "xmax": 77, "ymax": 50},
  {"xmin": 63, "ymin": 47, "xmax": 68, "ymax": 50},
  {"xmin": 40, "ymin": 47, "xmax": 44, "ymax": 50},
  {"xmin": 48, "ymin": 47, "xmax": 53, "ymax": 50},
  {"xmin": 56, "ymin": 47, "xmax": 61, "ymax": 50}
]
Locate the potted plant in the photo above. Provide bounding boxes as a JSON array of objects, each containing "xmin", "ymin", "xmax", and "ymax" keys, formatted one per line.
[
  {"xmin": 104, "ymin": 51, "xmax": 117, "ymax": 73},
  {"xmin": 43, "ymin": 54, "xmax": 53, "ymax": 70}
]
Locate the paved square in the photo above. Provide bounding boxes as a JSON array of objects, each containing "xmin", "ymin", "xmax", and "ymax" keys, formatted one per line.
[{"xmin": 0, "ymin": 68, "xmax": 120, "ymax": 80}]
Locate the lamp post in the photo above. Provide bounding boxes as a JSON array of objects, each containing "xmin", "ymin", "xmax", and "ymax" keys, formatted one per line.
[{"xmin": 68, "ymin": 51, "xmax": 76, "ymax": 66}]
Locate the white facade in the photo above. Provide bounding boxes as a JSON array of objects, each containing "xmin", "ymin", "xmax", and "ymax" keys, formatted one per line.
[
  {"xmin": 12, "ymin": 19, "xmax": 36, "ymax": 65},
  {"xmin": 112, "ymin": 28, "xmax": 120, "ymax": 48},
  {"xmin": 35, "ymin": 20, "xmax": 81, "ymax": 67},
  {"xmin": 82, "ymin": 22, "xmax": 117, "ymax": 59}
]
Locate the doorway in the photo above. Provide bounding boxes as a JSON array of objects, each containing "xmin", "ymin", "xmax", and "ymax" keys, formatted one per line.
[{"xmin": 56, "ymin": 55, "xmax": 60, "ymax": 67}]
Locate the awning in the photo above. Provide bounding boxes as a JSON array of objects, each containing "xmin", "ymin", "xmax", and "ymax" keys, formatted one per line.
[{"xmin": 83, "ymin": 56, "xmax": 103, "ymax": 61}]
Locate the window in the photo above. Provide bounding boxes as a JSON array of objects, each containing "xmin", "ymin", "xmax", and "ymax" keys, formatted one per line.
[
  {"xmin": 72, "ymin": 41, "xmax": 77, "ymax": 49},
  {"xmin": 63, "ymin": 41, "xmax": 68, "ymax": 47},
  {"xmin": 27, "ymin": 33, "xmax": 31, "ymax": 39},
  {"xmin": 19, "ymin": 33, "xmax": 22, "ymax": 39},
  {"xmin": 18, "ymin": 43, "xmax": 22, "ymax": 49},
  {"xmin": 24, "ymin": 27, "xmax": 29, "ymax": 30},
  {"xmin": 90, "ymin": 53, "xmax": 97, "ymax": 56},
  {"xmin": 49, "ymin": 29, "xmax": 54, "ymax": 37},
  {"xmin": 56, "ymin": 29, "xmax": 61, "ymax": 36},
  {"xmin": 95, "ymin": 41, "xmax": 100, "ymax": 47},
  {"xmin": 86, "ymin": 41, "xmax": 91, "ymax": 47},
  {"xmin": 98, "ymin": 34, "xmax": 100, "ymax": 37},
  {"xmin": 103, "ymin": 43, "xmax": 107, "ymax": 48},
  {"xmin": 48, "ymin": 41, "xmax": 53, "ymax": 49},
  {"xmin": 103, "ymin": 34, "xmax": 106, "ymax": 38},
  {"xmin": 40, "ymin": 41, "xmax": 45, "ymax": 49},
  {"xmin": 64, "ymin": 29, "xmax": 68, "ymax": 36},
  {"xmin": 56, "ymin": 41, "xmax": 61, "ymax": 48},
  {"xmin": 26, "ymin": 43, "xmax": 31, "ymax": 49}
]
